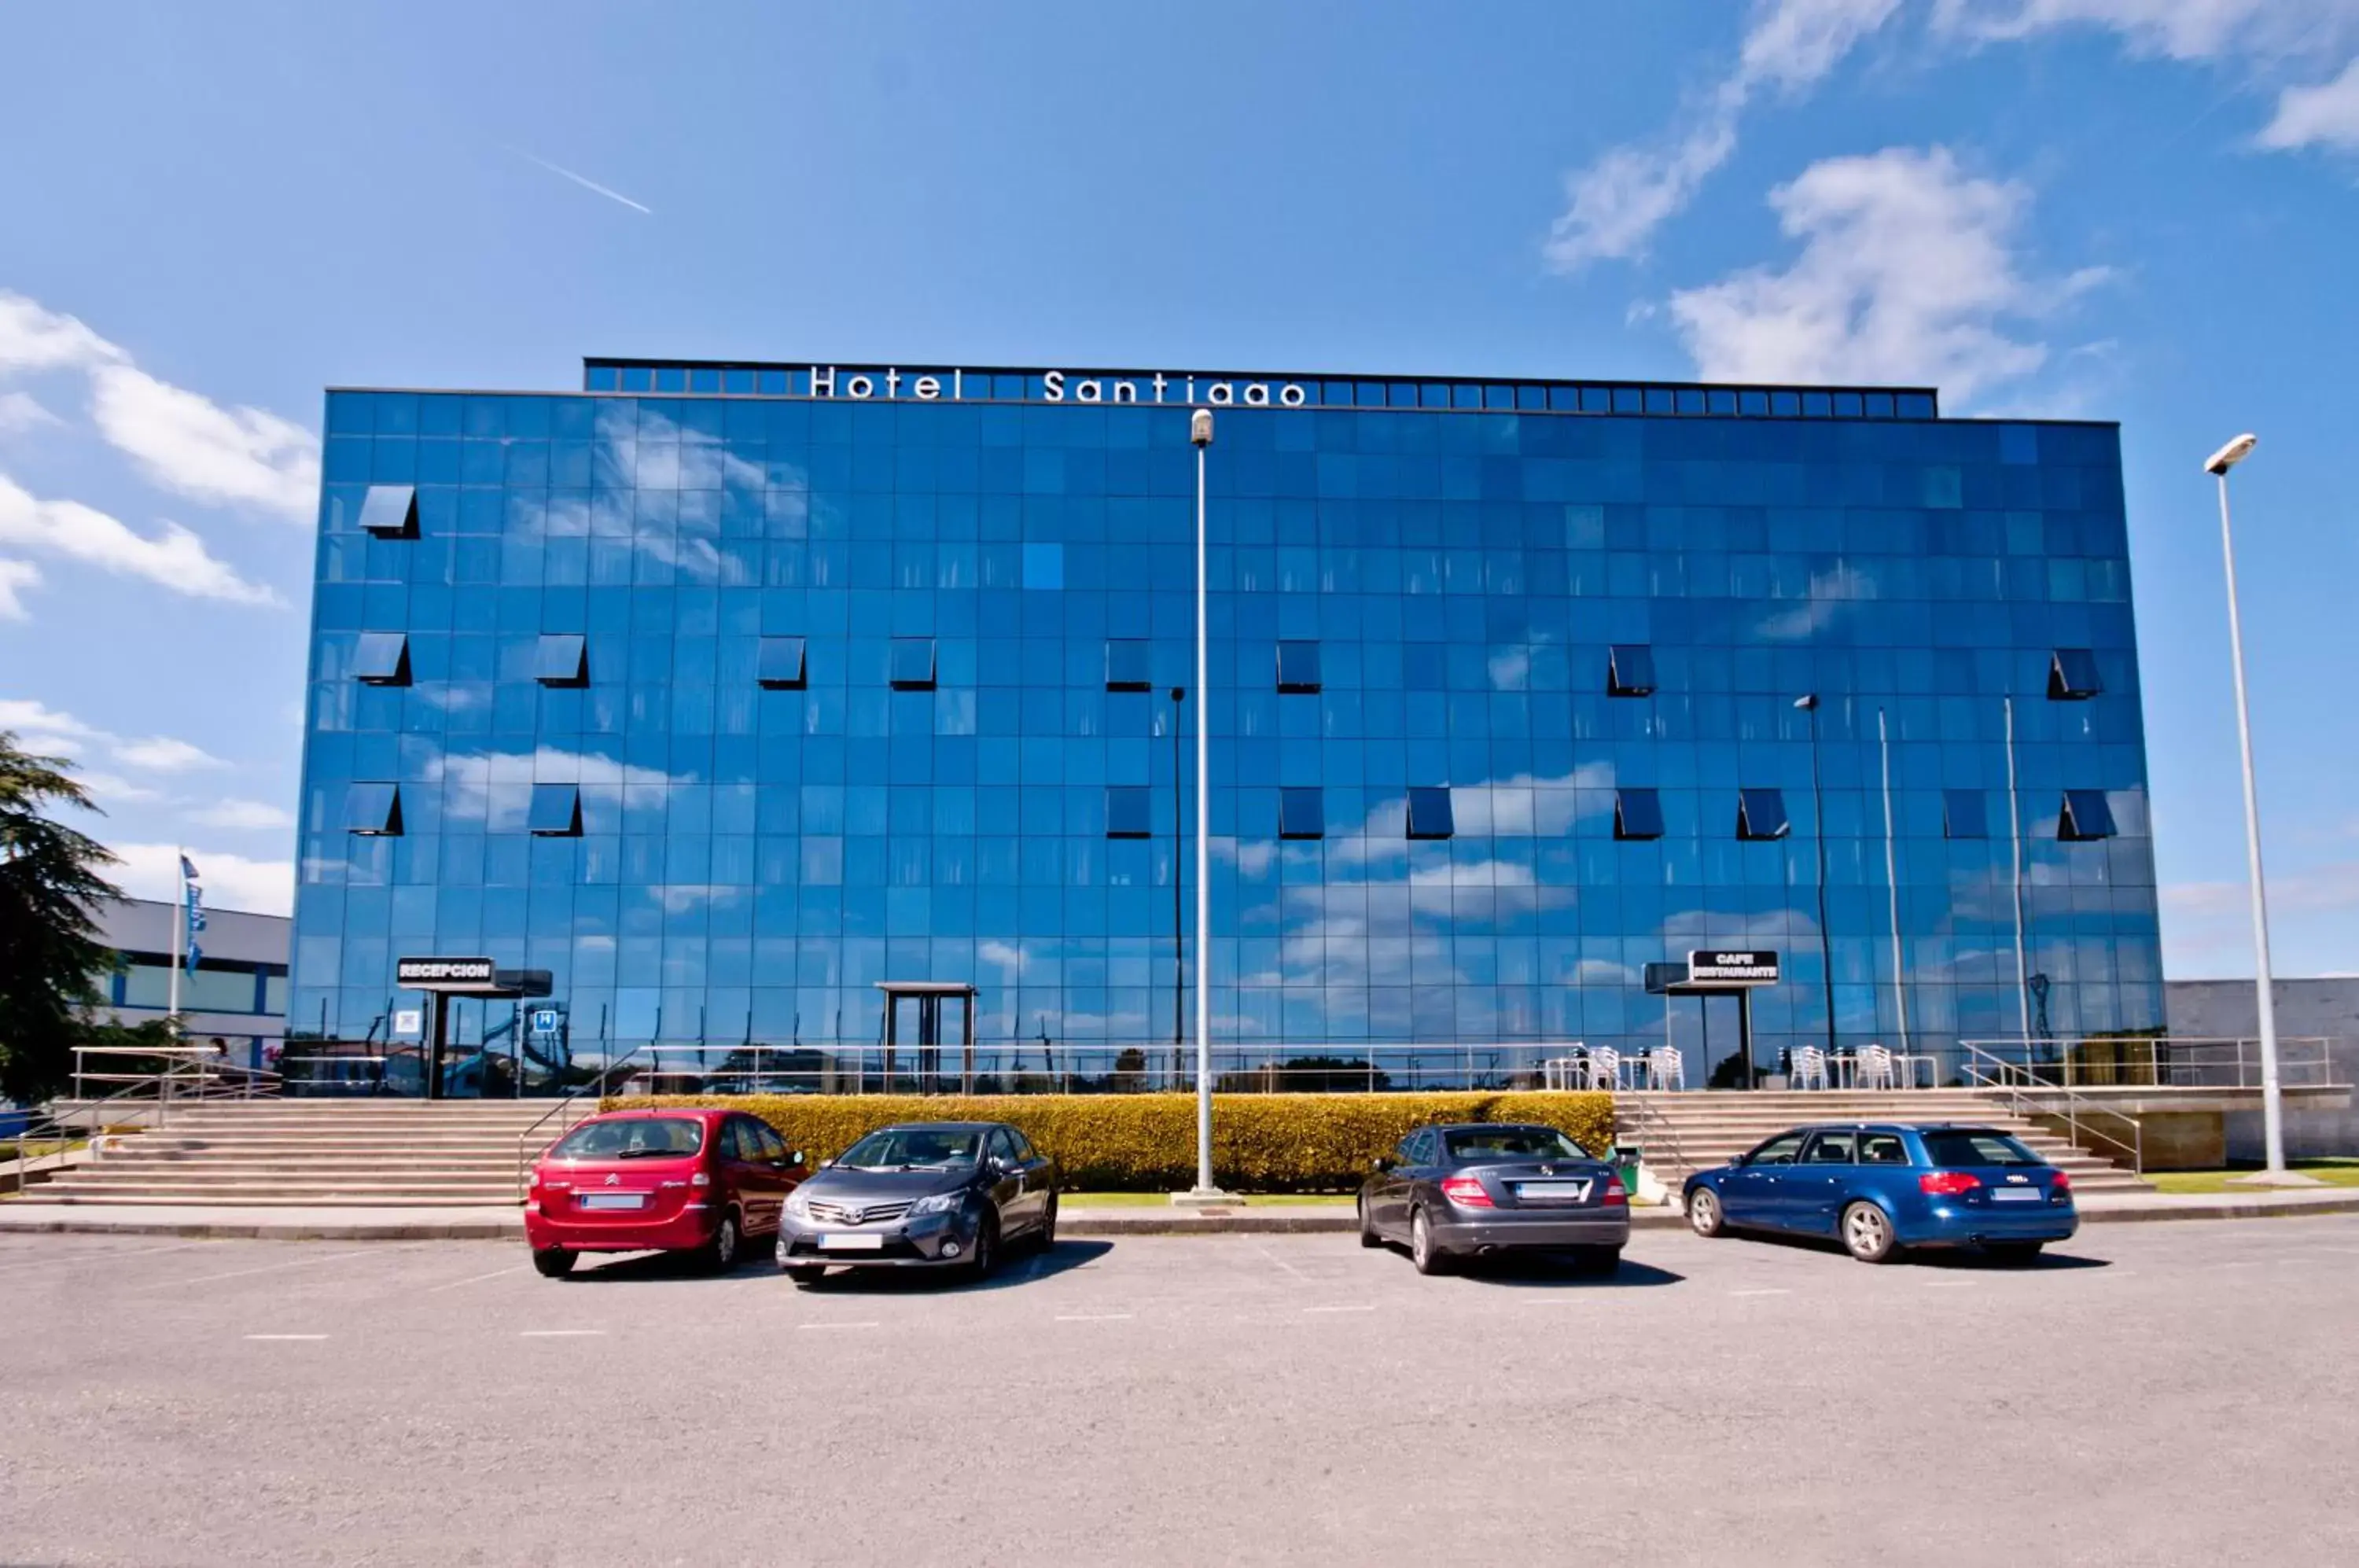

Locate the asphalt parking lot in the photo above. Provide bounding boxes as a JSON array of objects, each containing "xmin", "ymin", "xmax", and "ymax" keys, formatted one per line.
[{"xmin": 3, "ymin": 1216, "xmax": 2356, "ymax": 1567}]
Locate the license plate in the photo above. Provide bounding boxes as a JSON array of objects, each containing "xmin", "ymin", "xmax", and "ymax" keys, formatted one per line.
[
  {"xmin": 580, "ymin": 1192, "xmax": 646, "ymax": 1210},
  {"xmin": 1990, "ymin": 1187, "xmax": 2042, "ymax": 1203},
  {"xmin": 1515, "ymin": 1181, "xmax": 1592, "ymax": 1202},
  {"xmin": 817, "ymin": 1233, "xmax": 885, "ymax": 1251}
]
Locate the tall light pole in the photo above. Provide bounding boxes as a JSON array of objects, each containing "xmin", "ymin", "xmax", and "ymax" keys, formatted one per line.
[
  {"xmin": 1184, "ymin": 407, "xmax": 1227, "ymax": 1200},
  {"xmin": 2205, "ymin": 433, "xmax": 2300, "ymax": 1183},
  {"xmin": 1877, "ymin": 707, "xmax": 1908, "ymax": 1057},
  {"xmin": 2004, "ymin": 695, "xmax": 2030, "ymax": 1055},
  {"xmin": 1169, "ymin": 685, "xmax": 1186, "ymax": 1084},
  {"xmin": 1794, "ymin": 694, "xmax": 1837, "ymax": 1061}
]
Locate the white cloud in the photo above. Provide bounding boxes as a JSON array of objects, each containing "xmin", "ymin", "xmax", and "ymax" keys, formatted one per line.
[
  {"xmin": 1758, "ymin": 561, "xmax": 1878, "ymax": 641},
  {"xmin": 0, "ymin": 390, "xmax": 60, "ymax": 434},
  {"xmin": 186, "ymin": 798, "xmax": 295, "ymax": 830},
  {"xmin": 68, "ymin": 770, "xmax": 167, "ymax": 806},
  {"xmin": 109, "ymin": 841, "xmax": 295, "ymax": 916},
  {"xmin": 0, "ymin": 291, "xmax": 124, "ymax": 374},
  {"xmin": 2261, "ymin": 56, "xmax": 2359, "ymax": 148},
  {"xmin": 87, "ymin": 363, "xmax": 320, "ymax": 522},
  {"xmin": 0, "ymin": 696, "xmax": 102, "ymax": 756},
  {"xmin": 0, "ymin": 558, "xmax": 38, "ymax": 620},
  {"xmin": 1545, "ymin": 0, "xmax": 1901, "ymax": 269},
  {"xmin": 1930, "ymin": 0, "xmax": 2359, "ymax": 62},
  {"xmin": 0, "ymin": 289, "xmax": 320, "ymax": 523},
  {"xmin": 113, "ymin": 734, "xmax": 230, "ymax": 773},
  {"xmin": 0, "ymin": 471, "xmax": 281, "ymax": 609},
  {"xmin": 1667, "ymin": 146, "xmax": 2106, "ymax": 404}
]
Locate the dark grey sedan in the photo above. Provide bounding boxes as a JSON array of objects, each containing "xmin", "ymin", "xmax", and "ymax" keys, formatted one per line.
[
  {"xmin": 1358, "ymin": 1123, "xmax": 1628, "ymax": 1275},
  {"xmin": 775, "ymin": 1121, "xmax": 1058, "ymax": 1285}
]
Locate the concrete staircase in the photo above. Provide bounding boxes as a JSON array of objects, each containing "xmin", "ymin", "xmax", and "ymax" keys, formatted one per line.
[
  {"xmin": 1615, "ymin": 1090, "xmax": 2154, "ymax": 1196},
  {"xmin": 15, "ymin": 1100, "xmax": 568, "ymax": 1206}
]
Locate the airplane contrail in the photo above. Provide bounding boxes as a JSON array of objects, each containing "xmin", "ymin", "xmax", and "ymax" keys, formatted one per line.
[{"xmin": 506, "ymin": 147, "xmax": 652, "ymax": 215}]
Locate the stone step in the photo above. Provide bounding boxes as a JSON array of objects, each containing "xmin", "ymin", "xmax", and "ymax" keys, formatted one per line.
[{"xmin": 21, "ymin": 1190, "xmax": 517, "ymax": 1207}]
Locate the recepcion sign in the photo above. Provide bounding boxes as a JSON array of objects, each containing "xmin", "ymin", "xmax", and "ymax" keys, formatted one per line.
[
  {"xmin": 396, "ymin": 956, "xmax": 496, "ymax": 990},
  {"xmin": 1686, "ymin": 951, "xmax": 1781, "ymax": 986}
]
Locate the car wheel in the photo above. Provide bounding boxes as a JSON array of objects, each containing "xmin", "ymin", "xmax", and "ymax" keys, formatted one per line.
[
  {"xmin": 701, "ymin": 1213, "xmax": 742, "ymax": 1274},
  {"xmin": 1034, "ymin": 1195, "xmax": 1059, "ymax": 1253},
  {"xmin": 1410, "ymin": 1207, "xmax": 1450, "ymax": 1276},
  {"xmin": 1687, "ymin": 1187, "xmax": 1725, "ymax": 1239},
  {"xmin": 1571, "ymin": 1245, "xmax": 1622, "ymax": 1275},
  {"xmin": 1985, "ymin": 1241, "xmax": 2044, "ymax": 1265},
  {"xmin": 1356, "ymin": 1194, "xmax": 1382, "ymax": 1249},
  {"xmin": 1840, "ymin": 1201, "xmax": 1900, "ymax": 1264},
  {"xmin": 965, "ymin": 1213, "xmax": 999, "ymax": 1282},
  {"xmin": 781, "ymin": 1264, "xmax": 826, "ymax": 1287},
  {"xmin": 531, "ymin": 1248, "xmax": 576, "ymax": 1279}
]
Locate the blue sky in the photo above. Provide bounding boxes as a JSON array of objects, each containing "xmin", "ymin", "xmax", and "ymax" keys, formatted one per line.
[{"xmin": 2, "ymin": 0, "xmax": 2355, "ymax": 977}]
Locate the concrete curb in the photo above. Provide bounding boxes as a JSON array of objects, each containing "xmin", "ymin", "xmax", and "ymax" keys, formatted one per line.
[{"xmin": 5, "ymin": 1191, "xmax": 2356, "ymax": 1241}]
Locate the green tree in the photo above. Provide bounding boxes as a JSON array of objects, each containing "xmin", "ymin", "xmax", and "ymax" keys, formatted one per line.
[{"xmin": 0, "ymin": 731, "xmax": 125, "ymax": 1102}]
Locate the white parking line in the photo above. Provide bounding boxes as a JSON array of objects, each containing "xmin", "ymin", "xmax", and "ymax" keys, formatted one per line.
[
  {"xmin": 153, "ymin": 1247, "xmax": 382, "ymax": 1289},
  {"xmin": 1730, "ymin": 1288, "xmax": 1790, "ymax": 1297},
  {"xmin": 421, "ymin": 1264, "xmax": 526, "ymax": 1294},
  {"xmin": 1920, "ymin": 1279, "xmax": 1977, "ymax": 1288},
  {"xmin": 797, "ymin": 1321, "xmax": 880, "ymax": 1331},
  {"xmin": 1055, "ymin": 1312, "xmax": 1135, "ymax": 1323},
  {"xmin": 1256, "ymin": 1245, "xmax": 1312, "ymax": 1283},
  {"xmin": 0, "ymin": 1241, "xmax": 212, "ymax": 1276},
  {"xmin": 1301, "ymin": 1304, "xmax": 1376, "ymax": 1315},
  {"xmin": 519, "ymin": 1329, "xmax": 605, "ymax": 1338},
  {"xmin": 244, "ymin": 1334, "xmax": 329, "ymax": 1342}
]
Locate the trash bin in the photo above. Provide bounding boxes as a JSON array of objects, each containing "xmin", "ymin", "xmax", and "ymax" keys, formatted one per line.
[{"xmin": 1614, "ymin": 1144, "xmax": 1642, "ymax": 1195}]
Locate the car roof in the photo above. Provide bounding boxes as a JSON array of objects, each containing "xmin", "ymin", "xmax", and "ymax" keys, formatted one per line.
[
  {"xmin": 1429, "ymin": 1121, "xmax": 1576, "ymax": 1134},
  {"xmin": 588, "ymin": 1106, "xmax": 724, "ymax": 1121},
  {"xmin": 1774, "ymin": 1122, "xmax": 2011, "ymax": 1136},
  {"xmin": 871, "ymin": 1120, "xmax": 1003, "ymax": 1132}
]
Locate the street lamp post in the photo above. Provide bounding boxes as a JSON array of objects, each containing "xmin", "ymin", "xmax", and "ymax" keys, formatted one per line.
[
  {"xmin": 1794, "ymin": 694, "xmax": 1837, "ymax": 1061},
  {"xmin": 1169, "ymin": 685, "xmax": 1186, "ymax": 1085},
  {"xmin": 2204, "ymin": 433, "xmax": 2302, "ymax": 1183},
  {"xmin": 1183, "ymin": 407, "xmax": 1227, "ymax": 1202}
]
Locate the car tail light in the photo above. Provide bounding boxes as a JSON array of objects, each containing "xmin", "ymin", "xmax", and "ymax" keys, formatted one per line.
[
  {"xmin": 2051, "ymin": 1171, "xmax": 2071, "ymax": 1192},
  {"xmin": 1919, "ymin": 1171, "xmax": 1981, "ymax": 1196},
  {"xmin": 1602, "ymin": 1177, "xmax": 1628, "ymax": 1207},
  {"xmin": 1439, "ymin": 1173, "xmax": 1493, "ymax": 1209}
]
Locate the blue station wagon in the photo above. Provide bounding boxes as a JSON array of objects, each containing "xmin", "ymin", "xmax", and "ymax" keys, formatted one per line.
[{"xmin": 1683, "ymin": 1124, "xmax": 2077, "ymax": 1264}]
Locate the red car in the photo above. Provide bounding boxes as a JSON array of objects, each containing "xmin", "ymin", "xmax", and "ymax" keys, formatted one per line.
[{"xmin": 523, "ymin": 1108, "xmax": 807, "ymax": 1277}]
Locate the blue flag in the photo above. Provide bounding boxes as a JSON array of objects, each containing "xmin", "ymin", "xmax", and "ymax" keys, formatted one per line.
[
  {"xmin": 180, "ymin": 854, "xmax": 200, "ymax": 882},
  {"xmin": 185, "ymin": 941, "xmax": 202, "ymax": 977}
]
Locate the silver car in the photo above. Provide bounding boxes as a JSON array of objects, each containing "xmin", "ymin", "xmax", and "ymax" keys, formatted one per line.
[
  {"xmin": 1358, "ymin": 1123, "xmax": 1628, "ymax": 1275},
  {"xmin": 775, "ymin": 1121, "xmax": 1058, "ymax": 1285}
]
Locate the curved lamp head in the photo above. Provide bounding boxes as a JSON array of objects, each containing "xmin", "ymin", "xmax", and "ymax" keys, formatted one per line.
[
  {"xmin": 2204, "ymin": 433, "xmax": 2257, "ymax": 476},
  {"xmin": 1792, "ymin": 694, "xmax": 1819, "ymax": 711},
  {"xmin": 1190, "ymin": 408, "xmax": 1214, "ymax": 448}
]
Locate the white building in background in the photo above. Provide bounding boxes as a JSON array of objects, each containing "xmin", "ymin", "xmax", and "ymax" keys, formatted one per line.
[{"xmin": 86, "ymin": 897, "xmax": 290, "ymax": 1073}]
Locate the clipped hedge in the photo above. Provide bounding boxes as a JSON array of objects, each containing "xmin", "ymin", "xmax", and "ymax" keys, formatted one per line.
[{"xmin": 601, "ymin": 1091, "xmax": 1617, "ymax": 1193}]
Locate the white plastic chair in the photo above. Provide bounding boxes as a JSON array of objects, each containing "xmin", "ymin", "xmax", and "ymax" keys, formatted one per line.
[
  {"xmin": 1791, "ymin": 1045, "xmax": 1830, "ymax": 1091},
  {"xmin": 1584, "ymin": 1047, "xmax": 1621, "ymax": 1092},
  {"xmin": 1857, "ymin": 1044, "xmax": 1897, "ymax": 1091},
  {"xmin": 1646, "ymin": 1047, "xmax": 1685, "ymax": 1091}
]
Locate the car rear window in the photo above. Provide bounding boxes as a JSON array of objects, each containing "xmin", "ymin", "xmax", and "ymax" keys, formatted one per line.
[
  {"xmin": 1919, "ymin": 1129, "xmax": 2042, "ymax": 1168},
  {"xmin": 550, "ymin": 1117, "xmax": 705, "ymax": 1160},
  {"xmin": 1443, "ymin": 1128, "xmax": 1593, "ymax": 1162}
]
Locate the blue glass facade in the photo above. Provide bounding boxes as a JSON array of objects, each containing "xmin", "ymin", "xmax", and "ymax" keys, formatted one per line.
[{"xmin": 291, "ymin": 360, "xmax": 2160, "ymax": 1088}]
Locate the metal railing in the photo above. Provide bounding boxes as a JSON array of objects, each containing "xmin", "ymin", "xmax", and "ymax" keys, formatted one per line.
[
  {"xmin": 69, "ymin": 1043, "xmax": 282, "ymax": 1108},
  {"xmin": 513, "ymin": 1045, "xmax": 646, "ymax": 1203},
  {"xmin": 1961, "ymin": 1043, "xmax": 2143, "ymax": 1176},
  {"xmin": 1956, "ymin": 1036, "xmax": 2337, "ymax": 1092},
  {"xmin": 561, "ymin": 1040, "xmax": 1592, "ymax": 1097},
  {"xmin": 6, "ymin": 1053, "xmax": 283, "ymax": 1191}
]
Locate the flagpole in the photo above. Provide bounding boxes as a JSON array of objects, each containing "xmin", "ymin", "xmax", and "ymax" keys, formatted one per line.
[{"xmin": 167, "ymin": 846, "xmax": 184, "ymax": 1036}]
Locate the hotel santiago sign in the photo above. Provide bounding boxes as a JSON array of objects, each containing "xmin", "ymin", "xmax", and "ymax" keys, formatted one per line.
[{"xmin": 805, "ymin": 366, "xmax": 1310, "ymax": 408}]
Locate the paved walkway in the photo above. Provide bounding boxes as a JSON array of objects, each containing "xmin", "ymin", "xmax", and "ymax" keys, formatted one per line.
[{"xmin": 3, "ymin": 1185, "xmax": 2356, "ymax": 1239}]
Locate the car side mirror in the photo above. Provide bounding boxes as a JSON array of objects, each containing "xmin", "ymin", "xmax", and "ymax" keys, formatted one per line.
[
  {"xmin": 788, "ymin": 1150, "xmax": 806, "ymax": 1169},
  {"xmin": 1373, "ymin": 1156, "xmax": 1395, "ymax": 1172}
]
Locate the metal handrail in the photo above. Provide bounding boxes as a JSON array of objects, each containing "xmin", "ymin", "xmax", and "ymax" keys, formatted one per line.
[
  {"xmin": 513, "ymin": 1045, "xmax": 646, "ymax": 1203},
  {"xmin": 6, "ymin": 1058, "xmax": 281, "ymax": 1187},
  {"xmin": 1961, "ymin": 1043, "xmax": 2143, "ymax": 1176},
  {"xmin": 1614, "ymin": 1090, "xmax": 1692, "ymax": 1199},
  {"xmin": 1956, "ymin": 1036, "xmax": 2337, "ymax": 1091}
]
